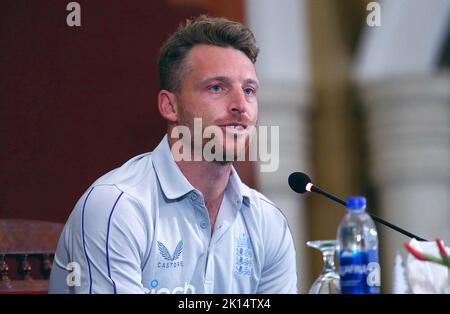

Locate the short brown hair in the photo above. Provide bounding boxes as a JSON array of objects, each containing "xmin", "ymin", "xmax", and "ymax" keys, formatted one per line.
[{"xmin": 158, "ymin": 15, "xmax": 259, "ymax": 93}]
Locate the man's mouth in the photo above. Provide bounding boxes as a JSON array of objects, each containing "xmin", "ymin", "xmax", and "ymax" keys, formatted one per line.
[{"xmin": 219, "ymin": 123, "xmax": 248, "ymax": 133}]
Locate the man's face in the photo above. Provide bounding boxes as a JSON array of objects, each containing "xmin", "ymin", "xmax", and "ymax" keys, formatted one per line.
[{"xmin": 174, "ymin": 44, "xmax": 259, "ymax": 162}]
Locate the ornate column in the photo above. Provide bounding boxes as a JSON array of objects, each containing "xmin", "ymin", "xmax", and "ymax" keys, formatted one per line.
[
  {"xmin": 246, "ymin": 0, "xmax": 312, "ymax": 293},
  {"xmin": 359, "ymin": 73, "xmax": 450, "ymax": 292}
]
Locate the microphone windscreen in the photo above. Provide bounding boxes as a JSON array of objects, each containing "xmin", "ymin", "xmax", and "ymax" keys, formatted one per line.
[{"xmin": 288, "ymin": 172, "xmax": 311, "ymax": 194}]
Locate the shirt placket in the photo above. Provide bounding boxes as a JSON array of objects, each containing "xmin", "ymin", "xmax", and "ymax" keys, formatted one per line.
[
  {"xmin": 189, "ymin": 190, "xmax": 243, "ymax": 293},
  {"xmin": 189, "ymin": 191, "xmax": 214, "ymax": 293}
]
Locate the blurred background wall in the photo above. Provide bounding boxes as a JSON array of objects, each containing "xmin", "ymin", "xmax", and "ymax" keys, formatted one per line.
[{"xmin": 1, "ymin": 0, "xmax": 449, "ymax": 293}]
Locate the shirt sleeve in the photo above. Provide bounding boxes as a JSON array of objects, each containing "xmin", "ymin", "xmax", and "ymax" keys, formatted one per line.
[
  {"xmin": 49, "ymin": 185, "xmax": 151, "ymax": 294},
  {"xmin": 256, "ymin": 200, "xmax": 298, "ymax": 294}
]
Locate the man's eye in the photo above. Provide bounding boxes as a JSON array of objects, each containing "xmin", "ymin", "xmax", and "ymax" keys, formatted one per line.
[
  {"xmin": 209, "ymin": 85, "xmax": 222, "ymax": 92},
  {"xmin": 243, "ymin": 87, "xmax": 256, "ymax": 96}
]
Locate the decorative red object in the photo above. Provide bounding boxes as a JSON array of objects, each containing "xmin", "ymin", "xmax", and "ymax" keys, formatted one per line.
[
  {"xmin": 436, "ymin": 239, "xmax": 448, "ymax": 257},
  {"xmin": 404, "ymin": 243, "xmax": 427, "ymax": 261}
]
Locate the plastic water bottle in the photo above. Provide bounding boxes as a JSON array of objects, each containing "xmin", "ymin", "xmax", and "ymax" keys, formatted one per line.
[{"xmin": 337, "ymin": 196, "xmax": 381, "ymax": 294}]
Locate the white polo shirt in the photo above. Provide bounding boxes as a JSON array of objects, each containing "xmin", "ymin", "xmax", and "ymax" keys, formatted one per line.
[{"xmin": 49, "ymin": 135, "xmax": 298, "ymax": 294}]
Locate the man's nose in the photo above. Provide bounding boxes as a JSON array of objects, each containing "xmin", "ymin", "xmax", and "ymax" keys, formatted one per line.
[{"xmin": 229, "ymin": 87, "xmax": 247, "ymax": 115}]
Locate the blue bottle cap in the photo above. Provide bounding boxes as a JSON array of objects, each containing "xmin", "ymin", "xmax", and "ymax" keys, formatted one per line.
[{"xmin": 346, "ymin": 196, "xmax": 366, "ymax": 212}]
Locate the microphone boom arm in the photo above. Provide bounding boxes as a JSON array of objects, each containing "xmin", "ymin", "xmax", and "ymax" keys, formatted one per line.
[{"xmin": 311, "ymin": 185, "xmax": 427, "ymax": 242}]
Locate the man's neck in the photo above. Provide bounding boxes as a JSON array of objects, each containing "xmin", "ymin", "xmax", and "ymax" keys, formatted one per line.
[
  {"xmin": 168, "ymin": 136, "xmax": 231, "ymax": 231},
  {"xmin": 176, "ymin": 159, "xmax": 231, "ymax": 202}
]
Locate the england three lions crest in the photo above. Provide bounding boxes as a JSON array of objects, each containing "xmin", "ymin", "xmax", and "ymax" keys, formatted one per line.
[{"xmin": 234, "ymin": 233, "xmax": 253, "ymax": 276}]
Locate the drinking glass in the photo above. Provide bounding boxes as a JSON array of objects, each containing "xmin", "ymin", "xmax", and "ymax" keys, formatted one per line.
[{"xmin": 307, "ymin": 239, "xmax": 340, "ymax": 294}]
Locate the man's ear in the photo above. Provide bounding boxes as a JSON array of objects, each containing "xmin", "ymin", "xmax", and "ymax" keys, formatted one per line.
[{"xmin": 158, "ymin": 90, "xmax": 178, "ymax": 123}]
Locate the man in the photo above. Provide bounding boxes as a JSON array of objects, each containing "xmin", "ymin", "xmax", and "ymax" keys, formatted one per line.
[{"xmin": 49, "ymin": 15, "xmax": 297, "ymax": 294}]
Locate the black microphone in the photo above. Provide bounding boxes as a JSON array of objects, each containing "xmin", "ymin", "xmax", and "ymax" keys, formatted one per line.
[{"xmin": 288, "ymin": 172, "xmax": 427, "ymax": 241}]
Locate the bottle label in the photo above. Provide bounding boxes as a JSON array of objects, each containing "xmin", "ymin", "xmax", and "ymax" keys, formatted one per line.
[{"xmin": 338, "ymin": 249, "xmax": 380, "ymax": 294}]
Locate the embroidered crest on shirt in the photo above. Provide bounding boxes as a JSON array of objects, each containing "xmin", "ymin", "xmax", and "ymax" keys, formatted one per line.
[
  {"xmin": 157, "ymin": 240, "xmax": 184, "ymax": 269},
  {"xmin": 234, "ymin": 233, "xmax": 253, "ymax": 276}
]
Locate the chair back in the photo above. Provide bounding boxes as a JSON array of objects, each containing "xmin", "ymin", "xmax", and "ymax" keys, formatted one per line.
[{"xmin": 0, "ymin": 219, "xmax": 63, "ymax": 293}]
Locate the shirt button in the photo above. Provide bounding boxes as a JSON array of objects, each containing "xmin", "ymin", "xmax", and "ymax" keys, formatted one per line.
[
  {"xmin": 190, "ymin": 193, "xmax": 198, "ymax": 201},
  {"xmin": 200, "ymin": 221, "xmax": 208, "ymax": 229}
]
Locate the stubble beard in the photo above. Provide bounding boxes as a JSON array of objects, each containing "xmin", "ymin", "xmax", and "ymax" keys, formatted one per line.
[{"xmin": 176, "ymin": 108, "xmax": 250, "ymax": 164}]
